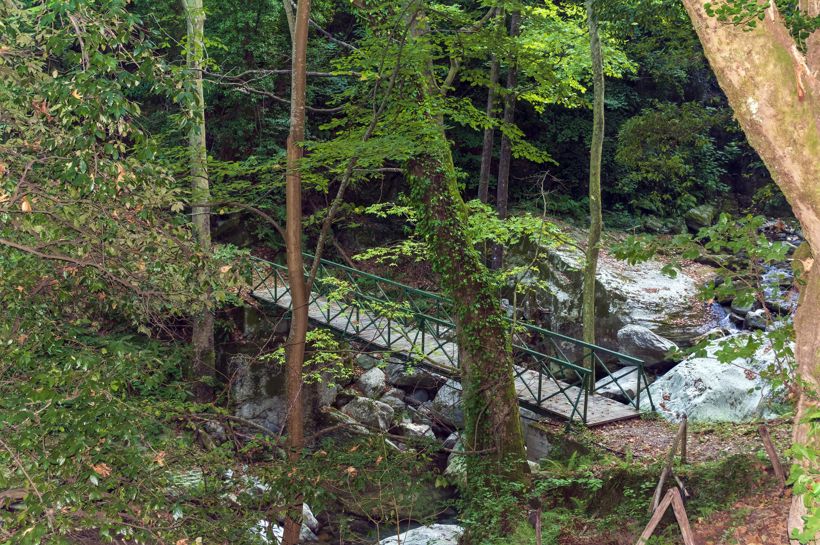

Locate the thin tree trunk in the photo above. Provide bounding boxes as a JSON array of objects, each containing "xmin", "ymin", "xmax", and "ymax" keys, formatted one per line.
[
  {"xmin": 582, "ymin": 0, "xmax": 604, "ymax": 389},
  {"xmin": 283, "ymin": 0, "xmax": 311, "ymax": 543},
  {"xmin": 182, "ymin": 0, "xmax": 215, "ymax": 403},
  {"xmin": 282, "ymin": 0, "xmax": 295, "ymax": 39},
  {"xmin": 491, "ymin": 11, "xmax": 520, "ymax": 271},
  {"xmin": 477, "ymin": 55, "xmax": 499, "ymax": 204},
  {"xmin": 680, "ymin": 1, "xmax": 820, "ymax": 541}
]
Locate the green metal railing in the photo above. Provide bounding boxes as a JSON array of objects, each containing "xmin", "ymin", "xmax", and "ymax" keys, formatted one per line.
[{"xmin": 250, "ymin": 254, "xmax": 655, "ymax": 424}]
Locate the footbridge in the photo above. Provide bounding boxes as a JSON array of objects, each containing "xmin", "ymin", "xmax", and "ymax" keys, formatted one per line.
[{"xmin": 250, "ymin": 254, "xmax": 655, "ymax": 426}]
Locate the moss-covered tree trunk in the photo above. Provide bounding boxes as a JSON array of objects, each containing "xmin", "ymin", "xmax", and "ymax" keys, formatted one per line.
[
  {"xmin": 582, "ymin": 0, "xmax": 604, "ymax": 388},
  {"xmin": 405, "ymin": 10, "xmax": 529, "ymax": 535},
  {"xmin": 408, "ymin": 151, "xmax": 529, "ymax": 482},
  {"xmin": 680, "ymin": 1, "xmax": 820, "ymax": 541},
  {"xmin": 182, "ymin": 0, "xmax": 215, "ymax": 403}
]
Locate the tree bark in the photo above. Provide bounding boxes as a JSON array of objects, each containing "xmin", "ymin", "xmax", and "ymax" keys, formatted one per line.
[
  {"xmin": 407, "ymin": 8, "xmax": 529, "ymax": 534},
  {"xmin": 680, "ymin": 1, "xmax": 820, "ymax": 541},
  {"xmin": 491, "ymin": 11, "xmax": 520, "ymax": 271},
  {"xmin": 283, "ymin": 0, "xmax": 311, "ymax": 543},
  {"xmin": 582, "ymin": 0, "xmax": 604, "ymax": 388},
  {"xmin": 409, "ymin": 154, "xmax": 529, "ymax": 482},
  {"xmin": 802, "ymin": 0, "xmax": 819, "ymax": 74},
  {"xmin": 477, "ymin": 55, "xmax": 499, "ymax": 204},
  {"xmin": 182, "ymin": 0, "xmax": 215, "ymax": 403}
]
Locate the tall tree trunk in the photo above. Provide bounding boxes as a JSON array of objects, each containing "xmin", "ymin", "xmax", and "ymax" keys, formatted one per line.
[
  {"xmin": 283, "ymin": 0, "xmax": 311, "ymax": 543},
  {"xmin": 680, "ymin": 1, "xmax": 820, "ymax": 541},
  {"xmin": 409, "ymin": 150, "xmax": 530, "ymax": 487},
  {"xmin": 582, "ymin": 0, "xmax": 604, "ymax": 389},
  {"xmin": 182, "ymin": 0, "xmax": 215, "ymax": 403},
  {"xmin": 491, "ymin": 11, "xmax": 520, "ymax": 271},
  {"xmin": 408, "ymin": 10, "xmax": 529, "ymax": 538},
  {"xmin": 477, "ymin": 55, "xmax": 499, "ymax": 204}
]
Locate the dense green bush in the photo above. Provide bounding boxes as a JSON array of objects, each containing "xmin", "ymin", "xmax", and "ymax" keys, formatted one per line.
[{"xmin": 613, "ymin": 102, "xmax": 732, "ymax": 216}]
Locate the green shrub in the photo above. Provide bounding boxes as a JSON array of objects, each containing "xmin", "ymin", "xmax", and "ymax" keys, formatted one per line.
[{"xmin": 614, "ymin": 102, "xmax": 732, "ymax": 217}]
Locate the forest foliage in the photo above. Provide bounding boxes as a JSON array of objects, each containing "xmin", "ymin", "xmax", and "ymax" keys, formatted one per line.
[{"xmin": 0, "ymin": 0, "xmax": 817, "ymax": 543}]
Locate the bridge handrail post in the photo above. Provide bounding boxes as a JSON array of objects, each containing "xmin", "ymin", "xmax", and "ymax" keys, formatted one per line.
[{"xmin": 419, "ymin": 316, "xmax": 426, "ymax": 358}]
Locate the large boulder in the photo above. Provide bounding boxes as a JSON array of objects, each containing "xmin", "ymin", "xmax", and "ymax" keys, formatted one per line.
[
  {"xmin": 685, "ymin": 204, "xmax": 717, "ymax": 232},
  {"xmin": 640, "ymin": 334, "xmax": 790, "ymax": 422},
  {"xmin": 357, "ymin": 367, "xmax": 387, "ymax": 399},
  {"xmin": 385, "ymin": 363, "xmax": 446, "ymax": 390},
  {"xmin": 399, "ymin": 422, "xmax": 435, "ymax": 439},
  {"xmin": 508, "ymin": 236, "xmax": 717, "ymax": 353},
  {"xmin": 231, "ymin": 354, "xmax": 287, "ymax": 432},
  {"xmin": 231, "ymin": 354, "xmax": 337, "ymax": 435},
  {"xmin": 594, "ymin": 366, "xmax": 644, "ymax": 400},
  {"xmin": 341, "ymin": 397, "xmax": 395, "ymax": 431},
  {"xmin": 356, "ymin": 353, "xmax": 381, "ymax": 370},
  {"xmin": 617, "ymin": 325, "xmax": 678, "ymax": 366},
  {"xmin": 430, "ymin": 379, "xmax": 464, "ymax": 428},
  {"xmin": 379, "ymin": 524, "xmax": 464, "ymax": 545},
  {"xmin": 378, "ymin": 524, "xmax": 464, "ymax": 545}
]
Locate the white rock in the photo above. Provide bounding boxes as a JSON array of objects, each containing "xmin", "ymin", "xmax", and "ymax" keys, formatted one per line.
[
  {"xmin": 378, "ymin": 524, "xmax": 464, "ymax": 545},
  {"xmin": 399, "ymin": 422, "xmax": 435, "ymax": 439},
  {"xmin": 617, "ymin": 325, "xmax": 678, "ymax": 366},
  {"xmin": 431, "ymin": 379, "xmax": 463, "ymax": 428},
  {"xmin": 594, "ymin": 366, "xmax": 643, "ymax": 400},
  {"xmin": 254, "ymin": 519, "xmax": 318, "ymax": 544},
  {"xmin": 357, "ymin": 367, "xmax": 387, "ymax": 399},
  {"xmin": 442, "ymin": 432, "xmax": 460, "ymax": 450},
  {"xmin": 511, "ymin": 242, "xmax": 716, "ymax": 349},
  {"xmin": 745, "ymin": 309, "xmax": 768, "ymax": 330},
  {"xmin": 341, "ymin": 397, "xmax": 395, "ymax": 431},
  {"xmin": 302, "ymin": 504, "xmax": 319, "ymax": 534},
  {"xmin": 444, "ymin": 438, "xmax": 466, "ymax": 482},
  {"xmin": 640, "ymin": 333, "xmax": 791, "ymax": 422}
]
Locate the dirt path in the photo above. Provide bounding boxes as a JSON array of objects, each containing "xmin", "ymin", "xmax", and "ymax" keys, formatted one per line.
[
  {"xmin": 589, "ymin": 417, "xmax": 792, "ymax": 464},
  {"xmin": 694, "ymin": 490, "xmax": 791, "ymax": 545}
]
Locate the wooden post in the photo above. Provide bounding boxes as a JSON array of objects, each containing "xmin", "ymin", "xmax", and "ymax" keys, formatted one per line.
[
  {"xmin": 670, "ymin": 487, "xmax": 697, "ymax": 545},
  {"xmin": 636, "ymin": 488, "xmax": 697, "ymax": 545},
  {"xmin": 650, "ymin": 416, "xmax": 688, "ymax": 513},
  {"xmin": 759, "ymin": 424, "xmax": 787, "ymax": 490}
]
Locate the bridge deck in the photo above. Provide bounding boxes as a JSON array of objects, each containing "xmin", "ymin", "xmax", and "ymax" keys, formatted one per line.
[{"xmin": 253, "ymin": 280, "xmax": 639, "ymax": 427}]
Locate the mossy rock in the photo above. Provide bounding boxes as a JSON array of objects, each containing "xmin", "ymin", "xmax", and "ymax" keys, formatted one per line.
[{"xmin": 685, "ymin": 204, "xmax": 717, "ymax": 231}]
